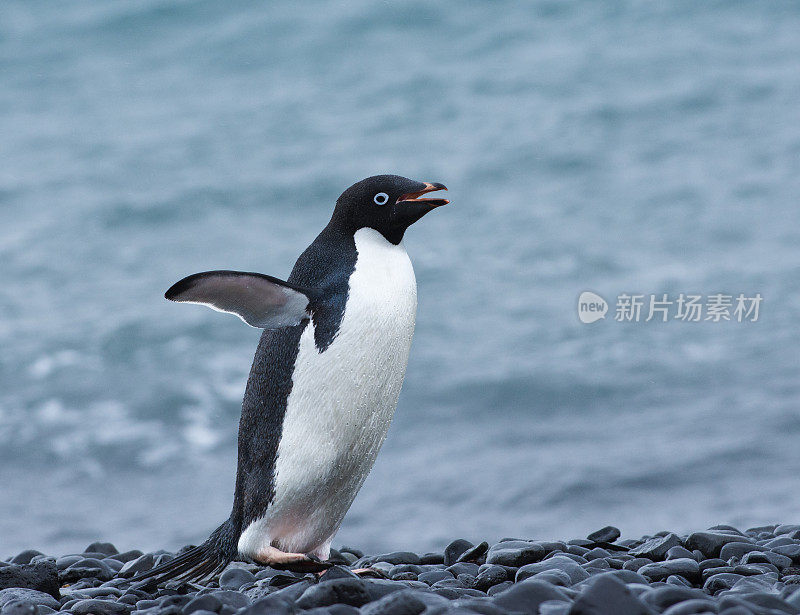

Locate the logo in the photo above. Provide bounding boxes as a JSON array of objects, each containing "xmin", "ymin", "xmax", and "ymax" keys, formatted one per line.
[{"xmin": 578, "ymin": 291, "xmax": 608, "ymax": 324}]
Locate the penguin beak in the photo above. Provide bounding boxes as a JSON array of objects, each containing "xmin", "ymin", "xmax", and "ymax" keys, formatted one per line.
[
  {"xmin": 396, "ymin": 182, "xmax": 449, "ymax": 208},
  {"xmin": 390, "ymin": 182, "xmax": 449, "ymax": 231}
]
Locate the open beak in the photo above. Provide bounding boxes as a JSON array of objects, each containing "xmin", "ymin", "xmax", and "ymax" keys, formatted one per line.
[{"xmin": 397, "ymin": 182, "xmax": 449, "ymax": 208}]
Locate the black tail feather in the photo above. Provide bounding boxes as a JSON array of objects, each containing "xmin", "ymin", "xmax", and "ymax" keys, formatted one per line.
[{"xmin": 126, "ymin": 521, "xmax": 238, "ymax": 588}]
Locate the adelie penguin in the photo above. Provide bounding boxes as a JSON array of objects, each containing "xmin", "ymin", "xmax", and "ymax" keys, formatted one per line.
[{"xmin": 131, "ymin": 175, "xmax": 449, "ymax": 585}]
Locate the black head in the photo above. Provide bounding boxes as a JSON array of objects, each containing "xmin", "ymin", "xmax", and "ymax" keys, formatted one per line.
[{"xmin": 330, "ymin": 174, "xmax": 449, "ymax": 244}]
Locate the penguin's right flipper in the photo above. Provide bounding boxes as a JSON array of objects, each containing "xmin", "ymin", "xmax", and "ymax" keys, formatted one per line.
[{"xmin": 165, "ymin": 270, "xmax": 320, "ymax": 329}]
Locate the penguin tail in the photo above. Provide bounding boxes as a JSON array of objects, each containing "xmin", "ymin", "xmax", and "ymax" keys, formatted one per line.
[{"xmin": 126, "ymin": 520, "xmax": 239, "ymax": 588}]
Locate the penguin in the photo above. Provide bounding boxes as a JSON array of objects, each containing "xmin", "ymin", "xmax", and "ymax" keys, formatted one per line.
[{"xmin": 131, "ymin": 175, "xmax": 449, "ymax": 585}]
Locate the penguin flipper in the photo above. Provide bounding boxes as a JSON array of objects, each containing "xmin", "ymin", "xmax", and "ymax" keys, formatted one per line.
[{"xmin": 165, "ymin": 270, "xmax": 319, "ymax": 329}]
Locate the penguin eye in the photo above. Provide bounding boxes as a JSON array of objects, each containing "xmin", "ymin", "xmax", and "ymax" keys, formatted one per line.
[{"xmin": 373, "ymin": 192, "xmax": 389, "ymax": 206}]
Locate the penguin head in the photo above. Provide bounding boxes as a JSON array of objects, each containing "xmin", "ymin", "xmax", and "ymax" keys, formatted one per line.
[{"xmin": 332, "ymin": 175, "xmax": 449, "ymax": 244}]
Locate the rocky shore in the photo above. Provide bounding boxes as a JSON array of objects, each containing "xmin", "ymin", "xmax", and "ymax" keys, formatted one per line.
[{"xmin": 2, "ymin": 525, "xmax": 800, "ymax": 615}]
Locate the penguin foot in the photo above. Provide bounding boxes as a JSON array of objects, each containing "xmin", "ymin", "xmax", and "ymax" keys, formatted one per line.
[{"xmin": 254, "ymin": 547, "xmax": 333, "ymax": 573}]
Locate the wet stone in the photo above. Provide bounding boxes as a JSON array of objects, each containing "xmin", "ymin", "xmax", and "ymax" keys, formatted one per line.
[
  {"xmin": 374, "ymin": 552, "xmax": 420, "ymax": 566},
  {"xmin": 628, "ymin": 534, "xmax": 682, "ymax": 561},
  {"xmin": 773, "ymin": 544, "xmax": 800, "ymax": 563},
  {"xmin": 486, "ymin": 581, "xmax": 513, "ymax": 596},
  {"xmin": 486, "ymin": 541, "xmax": 545, "ymax": 567},
  {"xmin": 418, "ymin": 553, "xmax": 444, "ymax": 565},
  {"xmin": 740, "ymin": 550, "xmax": 792, "ymax": 569},
  {"xmin": 9, "ymin": 552, "xmax": 43, "ymax": 567},
  {"xmin": 660, "ymin": 598, "xmax": 717, "ymax": 615},
  {"xmin": 685, "ymin": 532, "xmax": 750, "ymax": 558},
  {"xmin": 622, "ymin": 558, "xmax": 653, "ymax": 572},
  {"xmin": 637, "ymin": 558, "xmax": 700, "ymax": 583},
  {"xmin": 665, "ymin": 546, "xmax": 695, "ymax": 561},
  {"xmin": 417, "ymin": 570, "xmax": 453, "ymax": 585},
  {"xmin": 70, "ymin": 599, "xmax": 130, "ymax": 615},
  {"xmin": 457, "ymin": 541, "xmax": 489, "ymax": 563},
  {"xmin": 320, "ymin": 566, "xmax": 359, "ymax": 581},
  {"xmin": 360, "ymin": 589, "xmax": 426, "ymax": 615},
  {"xmin": 528, "ymin": 570, "xmax": 573, "ymax": 587},
  {"xmin": 569, "ymin": 575, "xmax": 651, "ymax": 615},
  {"xmin": 447, "ymin": 562, "xmax": 479, "ymax": 577},
  {"xmin": 703, "ymin": 572, "xmax": 743, "ymax": 594},
  {"xmin": 517, "ymin": 556, "xmax": 591, "ymax": 585},
  {"xmin": 587, "ymin": 526, "xmax": 621, "ymax": 544},
  {"xmin": 208, "ymin": 590, "xmax": 250, "ymax": 610},
  {"xmin": 182, "ymin": 594, "xmax": 222, "ymax": 614},
  {"xmin": 0, "ymin": 589, "xmax": 60, "ymax": 611},
  {"xmin": 218, "ymin": 568, "xmax": 256, "ymax": 590},
  {"xmin": 84, "ymin": 543, "xmax": 119, "ymax": 557},
  {"xmin": 583, "ymin": 559, "xmax": 611, "ymax": 572},
  {"xmin": 474, "ymin": 565, "xmax": 507, "ymax": 592},
  {"xmin": 0, "ymin": 602, "xmax": 37, "ymax": 615},
  {"xmin": 444, "ymin": 540, "xmax": 474, "ymax": 567},
  {"xmin": 719, "ymin": 542, "xmax": 764, "ymax": 560},
  {"xmin": 492, "ymin": 580, "xmax": 570, "ymax": 615},
  {"xmin": 0, "ymin": 560, "xmax": 59, "ymax": 598},
  {"xmin": 584, "ymin": 548, "xmax": 612, "ymax": 561}
]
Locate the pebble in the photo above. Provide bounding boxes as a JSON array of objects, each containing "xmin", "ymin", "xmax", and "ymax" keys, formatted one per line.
[
  {"xmin": 586, "ymin": 526, "xmax": 621, "ymax": 544},
  {"xmin": 492, "ymin": 580, "xmax": 570, "ymax": 615},
  {"xmin": 0, "ymin": 589, "xmax": 60, "ymax": 611},
  {"xmin": 569, "ymin": 574, "xmax": 650, "ymax": 615},
  {"xmin": 0, "ymin": 560, "xmax": 59, "ymax": 598},
  {"xmin": 0, "ymin": 526, "xmax": 797, "ymax": 614},
  {"xmin": 628, "ymin": 533, "xmax": 683, "ymax": 560},
  {"xmin": 443, "ymin": 540, "xmax": 474, "ymax": 567},
  {"xmin": 218, "ymin": 568, "xmax": 256, "ymax": 590},
  {"xmin": 685, "ymin": 532, "xmax": 750, "ymax": 558},
  {"xmin": 516, "ymin": 555, "xmax": 590, "ymax": 585},
  {"xmin": 486, "ymin": 541, "xmax": 545, "ymax": 567}
]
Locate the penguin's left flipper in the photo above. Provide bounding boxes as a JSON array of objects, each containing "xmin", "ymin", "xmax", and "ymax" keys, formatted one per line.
[{"xmin": 165, "ymin": 270, "xmax": 321, "ymax": 329}]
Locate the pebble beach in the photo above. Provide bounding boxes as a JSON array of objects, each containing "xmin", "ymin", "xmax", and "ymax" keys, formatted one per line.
[{"xmin": 3, "ymin": 525, "xmax": 800, "ymax": 615}]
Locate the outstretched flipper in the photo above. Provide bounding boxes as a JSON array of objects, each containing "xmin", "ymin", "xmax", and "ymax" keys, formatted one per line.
[{"xmin": 165, "ymin": 270, "xmax": 321, "ymax": 329}]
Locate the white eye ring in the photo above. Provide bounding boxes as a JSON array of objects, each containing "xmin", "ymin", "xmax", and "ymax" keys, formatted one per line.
[{"xmin": 373, "ymin": 192, "xmax": 389, "ymax": 206}]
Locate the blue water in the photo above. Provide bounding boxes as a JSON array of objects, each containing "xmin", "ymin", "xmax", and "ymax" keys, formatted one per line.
[{"xmin": 2, "ymin": 0, "xmax": 800, "ymax": 557}]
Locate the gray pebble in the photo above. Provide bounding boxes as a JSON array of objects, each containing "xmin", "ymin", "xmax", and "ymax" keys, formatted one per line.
[
  {"xmin": 665, "ymin": 546, "xmax": 696, "ymax": 561},
  {"xmin": 218, "ymin": 568, "xmax": 256, "ymax": 590},
  {"xmin": 492, "ymin": 580, "xmax": 569, "ymax": 615},
  {"xmin": 444, "ymin": 540, "xmax": 474, "ymax": 567},
  {"xmin": 570, "ymin": 574, "xmax": 650, "ymax": 615},
  {"xmin": 70, "ymin": 599, "xmax": 130, "ymax": 615},
  {"xmin": 516, "ymin": 556, "xmax": 590, "ymax": 585},
  {"xmin": 417, "ymin": 570, "xmax": 453, "ymax": 585},
  {"xmin": 0, "ymin": 589, "xmax": 60, "ymax": 611},
  {"xmin": 474, "ymin": 565, "xmax": 507, "ymax": 592},
  {"xmin": 637, "ymin": 558, "xmax": 700, "ymax": 583},
  {"xmin": 360, "ymin": 589, "xmax": 425, "ymax": 615},
  {"xmin": 486, "ymin": 540, "xmax": 545, "ymax": 568},
  {"xmin": 0, "ymin": 560, "xmax": 59, "ymax": 599},
  {"xmin": 628, "ymin": 533, "xmax": 682, "ymax": 561},
  {"xmin": 587, "ymin": 526, "xmax": 622, "ymax": 544},
  {"xmin": 182, "ymin": 594, "xmax": 222, "ymax": 614},
  {"xmin": 685, "ymin": 532, "xmax": 750, "ymax": 559}
]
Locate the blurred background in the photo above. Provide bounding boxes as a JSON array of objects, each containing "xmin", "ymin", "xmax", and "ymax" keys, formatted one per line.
[{"xmin": 1, "ymin": 0, "xmax": 799, "ymax": 557}]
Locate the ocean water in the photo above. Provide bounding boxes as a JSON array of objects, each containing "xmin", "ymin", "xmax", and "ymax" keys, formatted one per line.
[{"xmin": 1, "ymin": 0, "xmax": 800, "ymax": 557}]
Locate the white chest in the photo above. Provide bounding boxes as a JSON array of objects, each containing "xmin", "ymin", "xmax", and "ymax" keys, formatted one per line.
[{"xmin": 238, "ymin": 228, "xmax": 417, "ymax": 556}]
